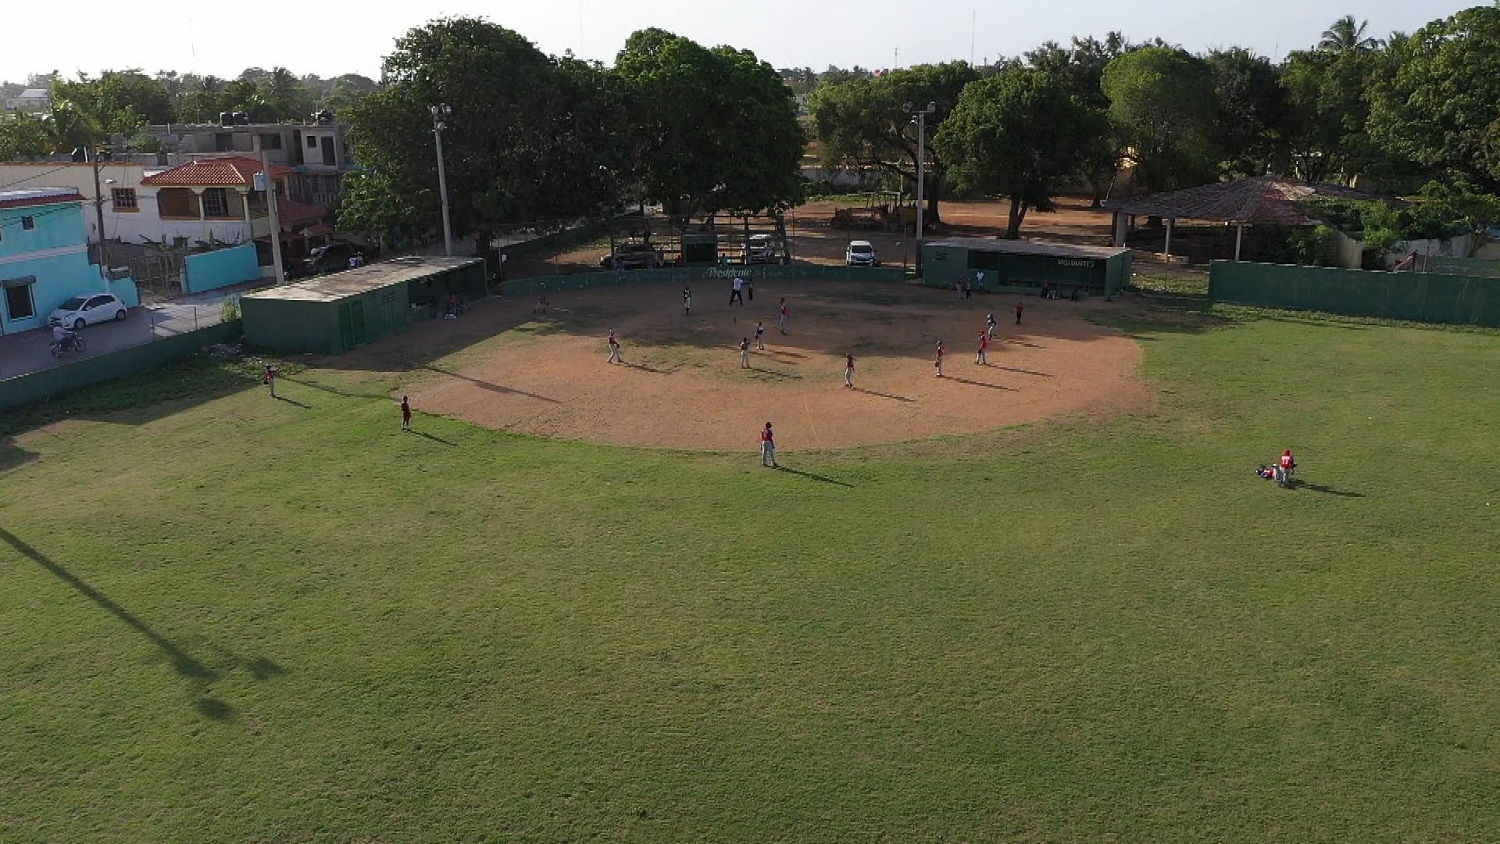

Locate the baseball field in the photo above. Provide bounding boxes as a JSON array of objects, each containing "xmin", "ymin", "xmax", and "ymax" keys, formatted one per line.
[{"xmin": 1, "ymin": 282, "xmax": 1497, "ymax": 840}]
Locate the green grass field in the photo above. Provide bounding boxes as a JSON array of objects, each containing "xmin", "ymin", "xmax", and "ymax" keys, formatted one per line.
[{"xmin": 2, "ymin": 301, "xmax": 1497, "ymax": 840}]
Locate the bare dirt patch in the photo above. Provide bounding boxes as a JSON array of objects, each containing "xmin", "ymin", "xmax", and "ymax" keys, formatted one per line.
[{"xmin": 391, "ymin": 281, "xmax": 1150, "ymax": 452}]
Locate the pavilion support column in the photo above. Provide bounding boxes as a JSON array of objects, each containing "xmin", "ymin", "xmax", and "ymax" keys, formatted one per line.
[
  {"xmin": 1112, "ymin": 211, "xmax": 1127, "ymax": 247},
  {"xmin": 1164, "ymin": 218, "xmax": 1174, "ymax": 260},
  {"xmin": 1234, "ymin": 224, "xmax": 1244, "ymax": 261}
]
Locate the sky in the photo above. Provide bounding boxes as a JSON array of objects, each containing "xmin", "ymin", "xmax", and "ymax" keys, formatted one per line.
[{"xmin": 0, "ymin": 0, "xmax": 1476, "ymax": 84}]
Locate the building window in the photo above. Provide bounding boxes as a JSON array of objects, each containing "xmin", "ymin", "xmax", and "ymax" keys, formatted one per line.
[
  {"xmin": 202, "ymin": 188, "xmax": 230, "ymax": 218},
  {"xmin": 215, "ymin": 133, "xmax": 233, "ymax": 152},
  {"xmin": 111, "ymin": 188, "xmax": 138, "ymax": 211},
  {"xmin": 307, "ymin": 136, "xmax": 318, "ymax": 149},
  {"xmin": 21, "ymin": 216, "xmax": 35, "ymax": 230},
  {"xmin": 3, "ymin": 277, "xmax": 37, "ymax": 321},
  {"xmin": 259, "ymin": 133, "xmax": 282, "ymax": 150}
]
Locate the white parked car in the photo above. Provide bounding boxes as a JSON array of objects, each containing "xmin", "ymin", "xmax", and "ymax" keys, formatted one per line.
[
  {"xmin": 845, "ymin": 240, "xmax": 880, "ymax": 267},
  {"xmin": 743, "ymin": 233, "xmax": 780, "ymax": 264},
  {"xmin": 48, "ymin": 293, "xmax": 128, "ymax": 330}
]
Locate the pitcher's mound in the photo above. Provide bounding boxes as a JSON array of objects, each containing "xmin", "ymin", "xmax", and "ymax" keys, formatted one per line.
[{"xmin": 402, "ymin": 282, "xmax": 1148, "ymax": 451}]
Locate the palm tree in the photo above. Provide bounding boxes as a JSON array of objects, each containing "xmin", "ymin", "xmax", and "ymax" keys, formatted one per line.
[{"xmin": 1319, "ymin": 15, "xmax": 1384, "ymax": 52}]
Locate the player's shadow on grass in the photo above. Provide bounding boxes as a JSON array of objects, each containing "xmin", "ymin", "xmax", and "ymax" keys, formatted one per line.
[
  {"xmin": 944, "ymin": 375, "xmax": 1017, "ymax": 391},
  {"xmin": 273, "ymin": 395, "xmax": 311, "ymax": 409},
  {"xmin": 1292, "ymin": 480, "xmax": 1364, "ymax": 498},
  {"xmin": 281, "ymin": 377, "xmax": 390, "ymax": 401},
  {"xmin": 424, "ymin": 366, "xmax": 560, "ymax": 403},
  {"xmin": 0, "ymin": 527, "xmax": 274, "ymax": 721},
  {"xmin": 408, "ymin": 429, "xmax": 456, "ymax": 446},
  {"xmin": 777, "ymin": 466, "xmax": 853, "ymax": 487},
  {"xmin": 853, "ymin": 387, "xmax": 914, "ymax": 402}
]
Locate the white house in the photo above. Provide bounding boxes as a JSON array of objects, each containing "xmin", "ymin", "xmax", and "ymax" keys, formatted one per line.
[
  {"xmin": 3, "ymin": 88, "xmax": 51, "ymax": 112},
  {"xmin": 0, "ymin": 157, "xmax": 326, "ymax": 251}
]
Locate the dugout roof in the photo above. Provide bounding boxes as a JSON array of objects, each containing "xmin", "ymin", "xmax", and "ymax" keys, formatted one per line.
[{"xmin": 245, "ymin": 256, "xmax": 483, "ymax": 303}]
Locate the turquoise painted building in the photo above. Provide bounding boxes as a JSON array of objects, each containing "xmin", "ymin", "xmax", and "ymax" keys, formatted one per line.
[{"xmin": 0, "ymin": 188, "xmax": 112, "ymax": 335}]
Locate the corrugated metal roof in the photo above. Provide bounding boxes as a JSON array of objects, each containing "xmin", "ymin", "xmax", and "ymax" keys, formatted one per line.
[
  {"xmin": 925, "ymin": 237, "xmax": 1130, "ymax": 260},
  {"xmin": 1102, "ymin": 176, "xmax": 1374, "ymax": 224},
  {"xmin": 244, "ymin": 257, "xmax": 482, "ymax": 303},
  {"xmin": 0, "ymin": 187, "xmax": 84, "ymax": 209}
]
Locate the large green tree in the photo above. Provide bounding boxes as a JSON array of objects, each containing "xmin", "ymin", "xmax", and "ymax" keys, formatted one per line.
[
  {"xmin": 1025, "ymin": 33, "xmax": 1131, "ymax": 205},
  {"xmin": 1207, "ymin": 48, "xmax": 1287, "ymax": 179},
  {"xmin": 809, "ymin": 62, "xmax": 978, "ymax": 223},
  {"xmin": 1367, "ymin": 5, "xmax": 1500, "ymax": 193},
  {"xmin": 935, "ymin": 67, "xmax": 1104, "ymax": 237},
  {"xmin": 51, "ymin": 70, "xmax": 174, "ymax": 136},
  {"xmin": 614, "ymin": 29, "xmax": 804, "ymax": 218},
  {"xmin": 1102, "ymin": 47, "xmax": 1218, "ymax": 192},
  {"xmin": 342, "ymin": 18, "xmax": 630, "ymax": 246},
  {"xmin": 0, "ymin": 112, "xmax": 55, "ymax": 159}
]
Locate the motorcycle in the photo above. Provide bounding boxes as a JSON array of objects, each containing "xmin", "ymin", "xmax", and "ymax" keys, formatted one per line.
[{"xmin": 50, "ymin": 333, "xmax": 86, "ymax": 358}]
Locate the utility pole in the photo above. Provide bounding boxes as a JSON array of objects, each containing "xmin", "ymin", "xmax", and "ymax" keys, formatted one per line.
[
  {"xmin": 909, "ymin": 102, "xmax": 936, "ymax": 273},
  {"xmin": 431, "ymin": 103, "xmax": 454, "ymax": 257},
  {"xmin": 89, "ymin": 147, "xmax": 110, "ymax": 282},
  {"xmin": 259, "ymin": 148, "xmax": 285, "ymax": 284}
]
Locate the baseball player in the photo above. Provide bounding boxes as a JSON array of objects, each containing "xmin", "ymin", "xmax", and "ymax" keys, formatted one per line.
[
  {"xmin": 760, "ymin": 422, "xmax": 777, "ymax": 468},
  {"xmin": 606, "ymin": 329, "xmax": 622, "ymax": 364},
  {"xmin": 1014, "ymin": 301, "xmax": 1024, "ymax": 324},
  {"xmin": 401, "ymin": 395, "xmax": 412, "ymax": 431},
  {"xmin": 730, "ymin": 276, "xmax": 745, "ymax": 305},
  {"xmin": 976, "ymin": 330, "xmax": 989, "ymax": 365},
  {"xmin": 778, "ymin": 298, "xmax": 789, "ymax": 335},
  {"xmin": 683, "ymin": 286, "xmax": 692, "ymax": 316},
  {"xmin": 934, "ymin": 340, "xmax": 945, "ymax": 378},
  {"xmin": 755, "ymin": 321, "xmax": 766, "ymax": 350},
  {"xmin": 986, "ymin": 311, "xmax": 998, "ymax": 339},
  {"xmin": 740, "ymin": 337, "xmax": 751, "ymax": 368},
  {"xmin": 844, "ymin": 354, "xmax": 855, "ymax": 388}
]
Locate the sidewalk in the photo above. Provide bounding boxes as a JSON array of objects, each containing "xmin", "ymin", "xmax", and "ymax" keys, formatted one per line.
[{"xmin": 0, "ymin": 280, "xmax": 266, "ymax": 380}]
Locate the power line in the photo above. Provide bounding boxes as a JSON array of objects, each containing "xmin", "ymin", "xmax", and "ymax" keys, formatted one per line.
[{"xmin": 0, "ymin": 163, "xmax": 78, "ymax": 192}]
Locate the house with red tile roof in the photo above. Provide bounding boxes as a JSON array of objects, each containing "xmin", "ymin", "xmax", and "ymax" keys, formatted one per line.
[
  {"xmin": 140, "ymin": 155, "xmax": 326, "ymax": 248},
  {"xmin": 0, "ymin": 157, "xmax": 328, "ymax": 254}
]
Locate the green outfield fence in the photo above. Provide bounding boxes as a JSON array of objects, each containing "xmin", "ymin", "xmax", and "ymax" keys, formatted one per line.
[
  {"xmin": 0, "ymin": 321, "xmax": 243, "ymax": 411},
  {"xmin": 1426, "ymin": 257, "xmax": 1500, "ymax": 278},
  {"xmin": 498, "ymin": 264, "xmax": 909, "ymax": 297},
  {"xmin": 1208, "ymin": 260, "xmax": 1500, "ymax": 328}
]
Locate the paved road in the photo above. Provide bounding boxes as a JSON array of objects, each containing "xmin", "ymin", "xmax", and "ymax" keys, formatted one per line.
[{"xmin": 0, "ymin": 282, "xmax": 266, "ymax": 380}]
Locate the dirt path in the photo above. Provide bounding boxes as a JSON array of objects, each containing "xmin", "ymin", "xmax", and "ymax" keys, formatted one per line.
[{"xmin": 388, "ymin": 281, "xmax": 1150, "ymax": 451}]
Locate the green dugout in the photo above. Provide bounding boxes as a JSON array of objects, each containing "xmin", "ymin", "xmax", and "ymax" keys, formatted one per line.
[
  {"xmin": 241, "ymin": 257, "xmax": 486, "ymax": 354},
  {"xmin": 921, "ymin": 237, "xmax": 1132, "ymax": 297}
]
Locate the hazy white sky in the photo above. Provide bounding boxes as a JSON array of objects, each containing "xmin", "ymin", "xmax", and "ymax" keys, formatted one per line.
[{"xmin": 1, "ymin": 0, "xmax": 1474, "ymax": 83}]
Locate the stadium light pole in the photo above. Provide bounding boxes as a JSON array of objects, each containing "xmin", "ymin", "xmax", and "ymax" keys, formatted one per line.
[
  {"xmin": 430, "ymin": 103, "xmax": 454, "ymax": 257},
  {"xmin": 907, "ymin": 101, "xmax": 936, "ymax": 272}
]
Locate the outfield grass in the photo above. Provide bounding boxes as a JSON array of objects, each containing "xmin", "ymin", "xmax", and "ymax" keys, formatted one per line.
[{"xmin": 1, "ymin": 303, "xmax": 1497, "ymax": 840}]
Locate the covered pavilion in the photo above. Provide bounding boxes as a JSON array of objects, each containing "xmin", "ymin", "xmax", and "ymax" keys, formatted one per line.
[{"xmin": 1102, "ymin": 176, "xmax": 1373, "ymax": 261}]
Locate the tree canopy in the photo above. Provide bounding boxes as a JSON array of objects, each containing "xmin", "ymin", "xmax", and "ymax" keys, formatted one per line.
[
  {"xmin": 615, "ymin": 28, "xmax": 805, "ymax": 218},
  {"xmin": 1102, "ymin": 47, "xmax": 1218, "ymax": 191},
  {"xmin": 935, "ymin": 67, "xmax": 1104, "ymax": 236},
  {"xmin": 808, "ymin": 62, "xmax": 978, "ymax": 221},
  {"xmin": 1367, "ymin": 5, "xmax": 1500, "ymax": 193}
]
